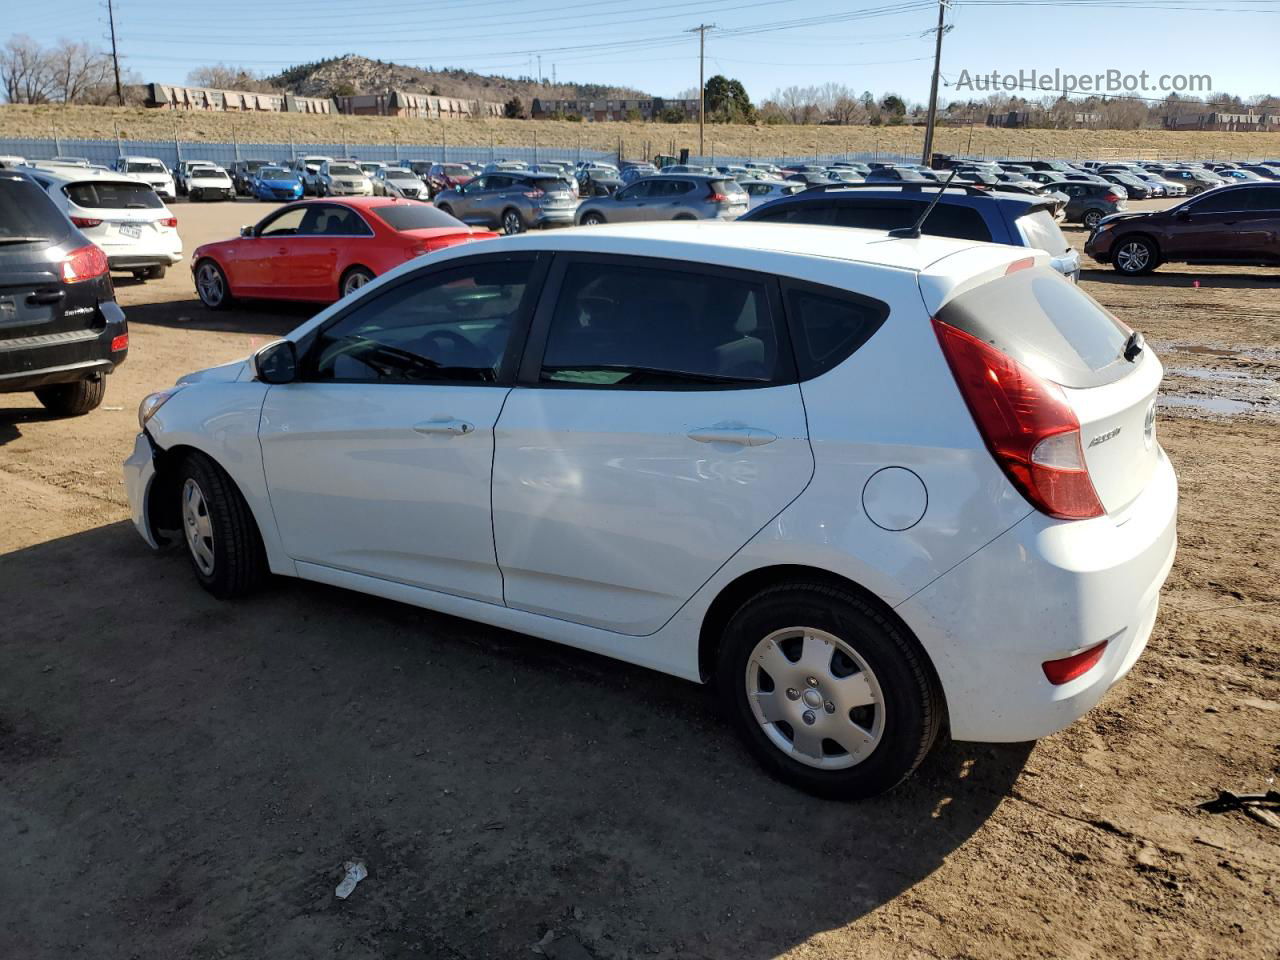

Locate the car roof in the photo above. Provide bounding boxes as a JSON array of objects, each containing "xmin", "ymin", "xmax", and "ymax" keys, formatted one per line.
[
  {"xmin": 484, "ymin": 220, "xmax": 1036, "ymax": 275},
  {"xmin": 25, "ymin": 166, "xmax": 146, "ymax": 185},
  {"xmin": 771, "ymin": 182, "xmax": 1046, "ymax": 208}
]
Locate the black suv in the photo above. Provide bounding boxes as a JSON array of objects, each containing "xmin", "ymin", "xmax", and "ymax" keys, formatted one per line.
[{"xmin": 0, "ymin": 170, "xmax": 128, "ymax": 415}]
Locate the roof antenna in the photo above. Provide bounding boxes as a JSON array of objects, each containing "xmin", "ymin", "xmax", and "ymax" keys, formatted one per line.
[{"xmin": 888, "ymin": 167, "xmax": 960, "ymax": 239}]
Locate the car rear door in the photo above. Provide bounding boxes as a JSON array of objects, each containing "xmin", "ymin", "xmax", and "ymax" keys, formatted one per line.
[
  {"xmin": 1163, "ymin": 190, "xmax": 1243, "ymax": 260},
  {"xmin": 259, "ymin": 253, "xmax": 545, "ymax": 602},
  {"xmin": 491, "ymin": 254, "xmax": 814, "ymax": 636}
]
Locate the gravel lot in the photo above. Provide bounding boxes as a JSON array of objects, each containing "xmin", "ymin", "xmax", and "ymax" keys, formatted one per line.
[{"xmin": 1, "ymin": 198, "xmax": 1277, "ymax": 960}]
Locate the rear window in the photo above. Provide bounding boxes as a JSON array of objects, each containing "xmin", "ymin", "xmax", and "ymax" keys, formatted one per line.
[
  {"xmin": 710, "ymin": 179, "xmax": 746, "ymax": 195},
  {"xmin": 936, "ymin": 266, "xmax": 1130, "ymax": 388},
  {"xmin": 0, "ymin": 177, "xmax": 71, "ymax": 241},
  {"xmin": 329, "ymin": 165, "xmax": 361, "ymax": 176},
  {"xmin": 369, "ymin": 204, "xmax": 467, "ymax": 231},
  {"xmin": 64, "ymin": 180, "xmax": 163, "ymax": 210},
  {"xmin": 1014, "ymin": 208, "xmax": 1070, "ymax": 256},
  {"xmin": 126, "ymin": 161, "xmax": 166, "ymax": 174}
]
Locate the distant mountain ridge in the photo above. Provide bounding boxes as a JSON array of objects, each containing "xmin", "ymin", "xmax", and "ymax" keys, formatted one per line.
[{"xmin": 266, "ymin": 54, "xmax": 647, "ymax": 105}]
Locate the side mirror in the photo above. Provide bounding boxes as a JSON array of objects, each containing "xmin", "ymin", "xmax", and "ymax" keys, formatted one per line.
[
  {"xmin": 240, "ymin": 225, "xmax": 254, "ymax": 237},
  {"xmin": 251, "ymin": 339, "xmax": 297, "ymax": 384}
]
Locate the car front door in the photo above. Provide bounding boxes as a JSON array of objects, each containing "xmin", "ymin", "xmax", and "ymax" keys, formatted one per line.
[
  {"xmin": 232, "ymin": 205, "xmax": 308, "ymax": 296},
  {"xmin": 1163, "ymin": 190, "xmax": 1244, "ymax": 260},
  {"xmin": 258, "ymin": 253, "xmax": 545, "ymax": 602},
  {"xmin": 491, "ymin": 254, "xmax": 814, "ymax": 636},
  {"xmin": 607, "ymin": 180, "xmax": 652, "ymax": 222}
]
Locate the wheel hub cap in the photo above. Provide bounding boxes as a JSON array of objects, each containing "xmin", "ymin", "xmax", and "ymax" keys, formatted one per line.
[
  {"xmin": 745, "ymin": 627, "xmax": 885, "ymax": 770},
  {"xmin": 182, "ymin": 478, "xmax": 215, "ymax": 576}
]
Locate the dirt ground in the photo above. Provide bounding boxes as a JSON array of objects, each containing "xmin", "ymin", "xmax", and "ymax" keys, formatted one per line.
[
  {"xmin": 1, "ymin": 200, "xmax": 1277, "ymax": 960},
  {"xmin": 6, "ymin": 103, "xmax": 1280, "ymax": 161}
]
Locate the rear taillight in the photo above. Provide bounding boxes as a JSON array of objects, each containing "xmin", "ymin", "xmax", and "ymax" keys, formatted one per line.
[
  {"xmin": 707, "ymin": 191, "xmax": 730, "ymax": 203},
  {"xmin": 932, "ymin": 318, "xmax": 1104, "ymax": 520},
  {"xmin": 1104, "ymin": 192, "xmax": 1121, "ymax": 203},
  {"xmin": 523, "ymin": 189, "xmax": 545, "ymax": 199},
  {"xmin": 160, "ymin": 217, "xmax": 178, "ymax": 228},
  {"xmin": 61, "ymin": 244, "xmax": 109, "ymax": 283},
  {"xmin": 70, "ymin": 216, "xmax": 103, "ymax": 228},
  {"xmin": 1042, "ymin": 641, "xmax": 1108, "ymax": 685},
  {"xmin": 110, "ymin": 333, "xmax": 129, "ymax": 352}
]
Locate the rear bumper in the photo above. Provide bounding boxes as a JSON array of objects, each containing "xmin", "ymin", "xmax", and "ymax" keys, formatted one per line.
[
  {"xmin": 0, "ymin": 302, "xmax": 128, "ymax": 392},
  {"xmin": 108, "ymin": 252, "xmax": 183, "ymax": 270},
  {"xmin": 535, "ymin": 209, "xmax": 577, "ymax": 228},
  {"xmin": 897, "ymin": 446, "xmax": 1178, "ymax": 742}
]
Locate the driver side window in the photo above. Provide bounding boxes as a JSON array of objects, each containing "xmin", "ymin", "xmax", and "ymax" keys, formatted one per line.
[
  {"xmin": 258, "ymin": 206, "xmax": 308, "ymax": 236},
  {"xmin": 304, "ymin": 258, "xmax": 538, "ymax": 384}
]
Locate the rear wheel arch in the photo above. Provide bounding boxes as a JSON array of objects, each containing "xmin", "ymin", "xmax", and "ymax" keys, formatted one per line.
[{"xmin": 697, "ymin": 564, "xmax": 944, "ymax": 706}]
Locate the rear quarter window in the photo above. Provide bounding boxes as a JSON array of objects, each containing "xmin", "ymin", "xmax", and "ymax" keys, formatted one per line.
[
  {"xmin": 936, "ymin": 266, "xmax": 1130, "ymax": 388},
  {"xmin": 784, "ymin": 280, "xmax": 889, "ymax": 380}
]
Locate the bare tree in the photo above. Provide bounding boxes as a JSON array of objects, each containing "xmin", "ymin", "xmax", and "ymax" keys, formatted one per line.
[
  {"xmin": 2, "ymin": 34, "xmax": 55, "ymax": 103},
  {"xmin": 774, "ymin": 85, "xmax": 819, "ymax": 124},
  {"xmin": 48, "ymin": 39, "xmax": 113, "ymax": 104},
  {"xmin": 187, "ymin": 63, "xmax": 277, "ymax": 92}
]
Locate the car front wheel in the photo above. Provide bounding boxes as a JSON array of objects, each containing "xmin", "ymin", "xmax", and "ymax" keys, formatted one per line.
[
  {"xmin": 580, "ymin": 212, "xmax": 605, "ymax": 226},
  {"xmin": 177, "ymin": 451, "xmax": 268, "ymax": 599},
  {"xmin": 717, "ymin": 581, "xmax": 943, "ymax": 800},
  {"xmin": 1113, "ymin": 236, "xmax": 1158, "ymax": 276}
]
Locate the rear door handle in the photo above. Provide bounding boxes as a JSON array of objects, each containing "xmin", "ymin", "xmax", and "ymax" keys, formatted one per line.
[
  {"xmin": 27, "ymin": 290, "xmax": 65, "ymax": 305},
  {"xmin": 688, "ymin": 426, "xmax": 776, "ymax": 447},
  {"xmin": 414, "ymin": 418, "xmax": 474, "ymax": 436}
]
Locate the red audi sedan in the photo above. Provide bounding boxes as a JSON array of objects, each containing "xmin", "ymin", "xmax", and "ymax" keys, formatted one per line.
[{"xmin": 190, "ymin": 197, "xmax": 497, "ymax": 309}]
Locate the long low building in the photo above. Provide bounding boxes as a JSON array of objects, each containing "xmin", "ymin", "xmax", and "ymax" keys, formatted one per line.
[
  {"xmin": 333, "ymin": 91, "xmax": 503, "ymax": 119},
  {"xmin": 531, "ymin": 97, "xmax": 700, "ymax": 122},
  {"xmin": 146, "ymin": 84, "xmax": 335, "ymax": 113},
  {"xmin": 1163, "ymin": 111, "xmax": 1280, "ymax": 131}
]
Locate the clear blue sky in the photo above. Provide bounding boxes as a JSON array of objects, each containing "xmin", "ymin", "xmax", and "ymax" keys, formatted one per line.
[{"xmin": 8, "ymin": 0, "xmax": 1277, "ymax": 106}]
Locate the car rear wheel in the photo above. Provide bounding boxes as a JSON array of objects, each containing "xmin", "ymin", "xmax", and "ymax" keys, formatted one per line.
[
  {"xmin": 502, "ymin": 209, "xmax": 524, "ymax": 235},
  {"xmin": 1113, "ymin": 236, "xmax": 1158, "ymax": 276},
  {"xmin": 34, "ymin": 376, "xmax": 106, "ymax": 417},
  {"xmin": 177, "ymin": 451, "xmax": 268, "ymax": 599},
  {"xmin": 1082, "ymin": 209, "xmax": 1104, "ymax": 231},
  {"xmin": 340, "ymin": 266, "xmax": 375, "ymax": 298},
  {"xmin": 195, "ymin": 259, "xmax": 233, "ymax": 310},
  {"xmin": 580, "ymin": 212, "xmax": 605, "ymax": 226},
  {"xmin": 717, "ymin": 581, "xmax": 943, "ymax": 800},
  {"xmin": 134, "ymin": 265, "xmax": 166, "ymax": 281}
]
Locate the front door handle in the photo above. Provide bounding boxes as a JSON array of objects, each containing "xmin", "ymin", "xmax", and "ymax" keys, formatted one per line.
[
  {"xmin": 414, "ymin": 418, "xmax": 474, "ymax": 436},
  {"xmin": 688, "ymin": 426, "xmax": 776, "ymax": 447}
]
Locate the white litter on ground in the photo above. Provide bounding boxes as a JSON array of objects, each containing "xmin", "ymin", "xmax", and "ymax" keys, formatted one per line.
[{"xmin": 335, "ymin": 860, "xmax": 367, "ymax": 899}]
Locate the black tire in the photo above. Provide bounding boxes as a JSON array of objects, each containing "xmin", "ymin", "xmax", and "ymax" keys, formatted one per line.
[
  {"xmin": 34, "ymin": 377, "xmax": 105, "ymax": 417},
  {"xmin": 580, "ymin": 212, "xmax": 605, "ymax": 226},
  {"xmin": 1112, "ymin": 235, "xmax": 1158, "ymax": 276},
  {"xmin": 674, "ymin": 214, "xmax": 697, "ymax": 221},
  {"xmin": 436, "ymin": 203, "xmax": 453, "ymax": 217},
  {"xmin": 194, "ymin": 258, "xmax": 233, "ymax": 310},
  {"xmin": 717, "ymin": 581, "xmax": 943, "ymax": 800},
  {"xmin": 176, "ymin": 451, "xmax": 268, "ymax": 599},
  {"xmin": 1082, "ymin": 209, "xmax": 1104, "ymax": 231},
  {"xmin": 144, "ymin": 264, "xmax": 166, "ymax": 280},
  {"xmin": 501, "ymin": 208, "xmax": 524, "ymax": 235},
  {"xmin": 339, "ymin": 265, "xmax": 375, "ymax": 299}
]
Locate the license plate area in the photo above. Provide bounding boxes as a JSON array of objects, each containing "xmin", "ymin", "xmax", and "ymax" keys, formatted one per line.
[{"xmin": 119, "ymin": 223, "xmax": 143, "ymax": 240}]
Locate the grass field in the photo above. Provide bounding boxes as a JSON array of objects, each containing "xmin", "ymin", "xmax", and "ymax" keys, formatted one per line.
[{"xmin": 5, "ymin": 103, "xmax": 1280, "ymax": 160}]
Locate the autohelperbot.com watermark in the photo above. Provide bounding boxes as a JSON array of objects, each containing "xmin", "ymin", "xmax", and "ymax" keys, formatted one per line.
[{"xmin": 953, "ymin": 68, "xmax": 1212, "ymax": 96}]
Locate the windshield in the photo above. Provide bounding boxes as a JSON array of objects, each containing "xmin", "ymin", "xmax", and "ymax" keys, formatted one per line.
[
  {"xmin": 259, "ymin": 168, "xmax": 295, "ymax": 180},
  {"xmin": 386, "ymin": 169, "xmax": 417, "ymax": 180},
  {"xmin": 126, "ymin": 161, "xmax": 166, "ymax": 174},
  {"xmin": 439, "ymin": 164, "xmax": 469, "ymax": 176},
  {"xmin": 371, "ymin": 204, "xmax": 467, "ymax": 231},
  {"xmin": 329, "ymin": 165, "xmax": 361, "ymax": 176},
  {"xmin": 65, "ymin": 180, "xmax": 164, "ymax": 209}
]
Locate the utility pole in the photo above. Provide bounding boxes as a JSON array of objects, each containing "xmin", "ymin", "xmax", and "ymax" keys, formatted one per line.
[
  {"xmin": 920, "ymin": 0, "xmax": 950, "ymax": 167},
  {"xmin": 106, "ymin": 0, "xmax": 123, "ymax": 104},
  {"xmin": 686, "ymin": 23, "xmax": 715, "ymax": 157},
  {"xmin": 537, "ymin": 55, "xmax": 543, "ymax": 85}
]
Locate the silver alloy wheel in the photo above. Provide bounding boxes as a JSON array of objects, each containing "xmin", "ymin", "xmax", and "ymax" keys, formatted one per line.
[
  {"xmin": 342, "ymin": 271, "xmax": 371, "ymax": 296},
  {"xmin": 503, "ymin": 210, "xmax": 523, "ymax": 235},
  {"xmin": 1084, "ymin": 210, "xmax": 1102, "ymax": 230},
  {"xmin": 582, "ymin": 213, "xmax": 604, "ymax": 226},
  {"xmin": 745, "ymin": 627, "xmax": 885, "ymax": 770},
  {"xmin": 1115, "ymin": 240, "xmax": 1151, "ymax": 273},
  {"xmin": 182, "ymin": 478, "xmax": 215, "ymax": 576},
  {"xmin": 196, "ymin": 262, "xmax": 224, "ymax": 306}
]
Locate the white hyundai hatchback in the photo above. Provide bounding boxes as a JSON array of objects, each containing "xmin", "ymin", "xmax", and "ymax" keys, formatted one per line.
[{"xmin": 123, "ymin": 222, "xmax": 1177, "ymax": 799}]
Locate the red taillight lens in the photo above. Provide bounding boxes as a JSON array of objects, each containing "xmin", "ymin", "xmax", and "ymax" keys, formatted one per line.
[
  {"xmin": 160, "ymin": 217, "xmax": 178, "ymax": 228},
  {"xmin": 932, "ymin": 318, "xmax": 1105, "ymax": 520},
  {"xmin": 1104, "ymin": 192, "xmax": 1121, "ymax": 203},
  {"xmin": 70, "ymin": 216, "xmax": 103, "ymax": 228},
  {"xmin": 707, "ymin": 191, "xmax": 730, "ymax": 203},
  {"xmin": 61, "ymin": 244, "xmax": 109, "ymax": 283},
  {"xmin": 523, "ymin": 189, "xmax": 545, "ymax": 199},
  {"xmin": 110, "ymin": 333, "xmax": 129, "ymax": 352},
  {"xmin": 1042, "ymin": 641, "xmax": 1108, "ymax": 685}
]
